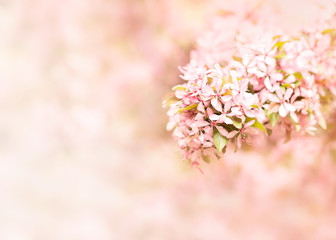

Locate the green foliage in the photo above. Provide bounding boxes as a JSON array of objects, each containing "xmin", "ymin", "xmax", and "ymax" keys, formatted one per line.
[
  {"xmin": 172, "ymin": 85, "xmax": 186, "ymax": 91},
  {"xmin": 202, "ymin": 154, "xmax": 211, "ymax": 163},
  {"xmin": 268, "ymin": 112, "xmax": 279, "ymax": 127},
  {"xmin": 178, "ymin": 104, "xmax": 198, "ymax": 113},
  {"xmin": 232, "ymin": 56, "xmax": 243, "ymax": 63},
  {"xmin": 246, "ymin": 117, "xmax": 268, "ymax": 135},
  {"xmin": 213, "ymin": 129, "xmax": 229, "ymax": 153},
  {"xmin": 162, "ymin": 96, "xmax": 179, "ymax": 108},
  {"xmin": 272, "ymin": 41, "xmax": 288, "ymax": 50},
  {"xmin": 293, "ymin": 72, "xmax": 303, "ymax": 80}
]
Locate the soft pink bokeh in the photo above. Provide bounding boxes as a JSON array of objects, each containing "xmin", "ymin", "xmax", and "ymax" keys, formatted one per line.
[{"xmin": 1, "ymin": 0, "xmax": 336, "ymax": 239}]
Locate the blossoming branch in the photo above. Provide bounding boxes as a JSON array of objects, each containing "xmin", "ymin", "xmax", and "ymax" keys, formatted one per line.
[{"xmin": 164, "ymin": 12, "xmax": 336, "ymax": 169}]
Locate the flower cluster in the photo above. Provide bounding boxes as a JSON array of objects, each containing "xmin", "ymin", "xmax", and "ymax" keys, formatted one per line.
[{"xmin": 164, "ymin": 15, "xmax": 336, "ymax": 168}]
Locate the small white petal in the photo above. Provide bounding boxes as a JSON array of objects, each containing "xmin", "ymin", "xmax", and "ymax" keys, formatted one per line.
[{"xmin": 279, "ymin": 104, "xmax": 288, "ymax": 117}]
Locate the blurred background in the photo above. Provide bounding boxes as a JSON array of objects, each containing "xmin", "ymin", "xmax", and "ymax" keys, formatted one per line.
[{"xmin": 1, "ymin": 0, "xmax": 336, "ymax": 239}]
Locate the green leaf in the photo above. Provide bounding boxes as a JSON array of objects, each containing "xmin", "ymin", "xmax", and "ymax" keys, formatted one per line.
[
  {"xmin": 172, "ymin": 85, "xmax": 186, "ymax": 91},
  {"xmin": 293, "ymin": 72, "xmax": 303, "ymax": 80},
  {"xmin": 246, "ymin": 117, "xmax": 268, "ymax": 135},
  {"xmin": 213, "ymin": 129, "xmax": 229, "ymax": 153},
  {"xmin": 318, "ymin": 116, "xmax": 327, "ymax": 130},
  {"xmin": 268, "ymin": 113, "xmax": 279, "ymax": 127},
  {"xmin": 274, "ymin": 51, "xmax": 286, "ymax": 59},
  {"xmin": 272, "ymin": 41, "xmax": 288, "ymax": 50},
  {"xmin": 322, "ymin": 28, "xmax": 336, "ymax": 35},
  {"xmin": 178, "ymin": 104, "xmax": 198, "ymax": 113},
  {"xmin": 272, "ymin": 35, "xmax": 282, "ymax": 41},
  {"xmin": 252, "ymin": 120, "xmax": 268, "ymax": 135},
  {"xmin": 232, "ymin": 56, "xmax": 243, "ymax": 63},
  {"xmin": 266, "ymin": 128, "xmax": 272, "ymax": 136},
  {"xmin": 162, "ymin": 97, "xmax": 179, "ymax": 108},
  {"xmin": 294, "ymin": 80, "xmax": 302, "ymax": 87},
  {"xmin": 251, "ymin": 104, "xmax": 259, "ymax": 109},
  {"xmin": 232, "ymin": 120, "xmax": 242, "ymax": 129},
  {"xmin": 202, "ymin": 154, "xmax": 211, "ymax": 164}
]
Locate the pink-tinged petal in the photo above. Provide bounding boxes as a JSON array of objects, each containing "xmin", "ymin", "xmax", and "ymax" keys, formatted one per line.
[
  {"xmin": 244, "ymin": 127, "xmax": 259, "ymax": 135},
  {"xmin": 203, "ymin": 86, "xmax": 215, "ymax": 96},
  {"xmin": 217, "ymin": 114, "xmax": 227, "ymax": 123},
  {"xmin": 244, "ymin": 109, "xmax": 255, "ymax": 118},
  {"xmin": 275, "ymin": 88, "xmax": 284, "ymax": 99},
  {"xmin": 195, "ymin": 113, "xmax": 204, "ymax": 121},
  {"xmin": 268, "ymin": 93, "xmax": 280, "ymax": 103},
  {"xmin": 259, "ymin": 89, "xmax": 269, "ymax": 103},
  {"xmin": 279, "ymin": 104, "xmax": 288, "ymax": 117},
  {"xmin": 247, "ymin": 66, "xmax": 258, "ymax": 75},
  {"xmin": 203, "ymin": 149, "xmax": 217, "ymax": 159},
  {"xmin": 192, "ymin": 138, "xmax": 201, "ymax": 145},
  {"xmin": 224, "ymin": 117, "xmax": 233, "ymax": 124},
  {"xmin": 197, "ymin": 102, "xmax": 205, "ymax": 113},
  {"xmin": 237, "ymin": 135, "xmax": 242, "ymax": 148},
  {"xmin": 264, "ymin": 77, "xmax": 273, "ymax": 92},
  {"xmin": 214, "ymin": 63, "xmax": 223, "ymax": 74},
  {"xmin": 206, "ymin": 107, "xmax": 214, "ymax": 116},
  {"xmin": 203, "ymin": 100, "xmax": 210, "ymax": 107},
  {"xmin": 290, "ymin": 112, "xmax": 298, "ymax": 123},
  {"xmin": 216, "ymin": 126, "xmax": 228, "ymax": 137},
  {"xmin": 244, "ymin": 120, "xmax": 255, "ymax": 127},
  {"xmin": 203, "ymin": 141, "xmax": 212, "ymax": 148},
  {"xmin": 285, "ymin": 75, "xmax": 296, "ymax": 84},
  {"xmin": 211, "ymin": 97, "xmax": 218, "ymax": 108},
  {"xmin": 293, "ymin": 101, "xmax": 304, "ymax": 109},
  {"xmin": 265, "ymin": 56, "xmax": 276, "ymax": 68},
  {"xmin": 221, "ymin": 95, "xmax": 232, "ymax": 102},
  {"xmin": 175, "ymin": 90, "xmax": 185, "ymax": 99},
  {"xmin": 198, "ymin": 134, "xmax": 205, "ymax": 143},
  {"xmin": 211, "ymin": 98, "xmax": 222, "ymax": 112},
  {"xmin": 258, "ymin": 62, "xmax": 267, "ymax": 72},
  {"xmin": 209, "ymin": 114, "xmax": 220, "ymax": 121},
  {"xmin": 284, "ymin": 88, "xmax": 294, "ymax": 100},
  {"xmin": 195, "ymin": 120, "xmax": 209, "ymax": 127},
  {"xmin": 240, "ymin": 79, "xmax": 249, "ymax": 92},
  {"xmin": 244, "ymin": 93, "xmax": 258, "ymax": 105},
  {"xmin": 224, "ymin": 101, "xmax": 232, "ymax": 112},
  {"xmin": 230, "ymin": 107, "xmax": 241, "ymax": 115},
  {"xmin": 227, "ymin": 130, "xmax": 239, "ymax": 138},
  {"xmin": 189, "ymin": 124, "xmax": 199, "ymax": 135},
  {"xmin": 223, "ymin": 83, "xmax": 233, "ymax": 90},
  {"xmin": 284, "ymin": 102, "xmax": 296, "ymax": 112},
  {"xmin": 166, "ymin": 122, "xmax": 175, "ymax": 131},
  {"xmin": 204, "ymin": 126, "xmax": 213, "ymax": 136},
  {"xmin": 270, "ymin": 72, "xmax": 283, "ymax": 81},
  {"xmin": 268, "ymin": 102, "xmax": 280, "ymax": 114}
]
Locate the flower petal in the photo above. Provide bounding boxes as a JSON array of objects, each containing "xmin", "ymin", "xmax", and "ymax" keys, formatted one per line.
[
  {"xmin": 268, "ymin": 93, "xmax": 280, "ymax": 103},
  {"xmin": 211, "ymin": 98, "xmax": 222, "ymax": 112},
  {"xmin": 284, "ymin": 102, "xmax": 296, "ymax": 112},
  {"xmin": 227, "ymin": 130, "xmax": 239, "ymax": 138},
  {"xmin": 209, "ymin": 114, "xmax": 220, "ymax": 121},
  {"xmin": 237, "ymin": 135, "xmax": 242, "ymax": 148},
  {"xmin": 284, "ymin": 88, "xmax": 294, "ymax": 100},
  {"xmin": 197, "ymin": 102, "xmax": 205, "ymax": 113},
  {"xmin": 268, "ymin": 102, "xmax": 280, "ymax": 114},
  {"xmin": 279, "ymin": 104, "xmax": 288, "ymax": 117},
  {"xmin": 216, "ymin": 126, "xmax": 228, "ymax": 137},
  {"xmin": 290, "ymin": 112, "xmax": 298, "ymax": 123}
]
